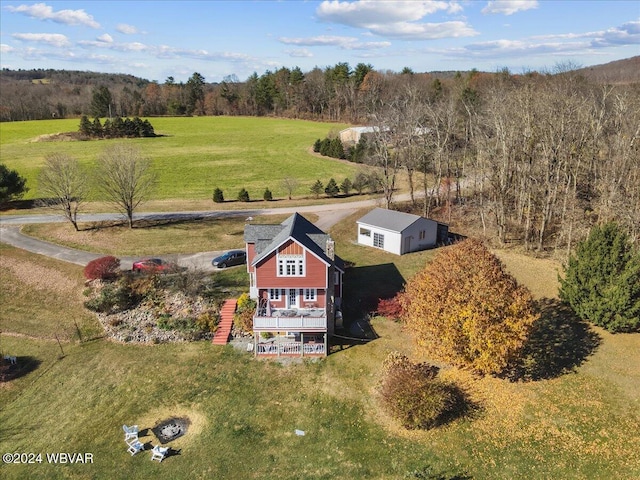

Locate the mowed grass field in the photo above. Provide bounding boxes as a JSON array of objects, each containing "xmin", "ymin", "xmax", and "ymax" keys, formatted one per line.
[
  {"xmin": 2, "ymin": 209, "xmax": 640, "ymax": 479},
  {"xmin": 0, "ymin": 117, "xmax": 354, "ymax": 201}
]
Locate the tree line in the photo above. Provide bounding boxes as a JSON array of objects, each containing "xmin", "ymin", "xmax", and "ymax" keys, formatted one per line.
[{"xmin": 1, "ymin": 63, "xmax": 638, "ymax": 251}]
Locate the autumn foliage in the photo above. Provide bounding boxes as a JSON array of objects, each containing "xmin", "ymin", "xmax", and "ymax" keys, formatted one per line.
[
  {"xmin": 83, "ymin": 256, "xmax": 121, "ymax": 281},
  {"xmin": 401, "ymin": 239, "xmax": 539, "ymax": 375},
  {"xmin": 378, "ymin": 352, "xmax": 463, "ymax": 430}
]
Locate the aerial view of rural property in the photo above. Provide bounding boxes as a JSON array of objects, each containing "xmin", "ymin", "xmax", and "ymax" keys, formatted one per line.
[{"xmin": 1, "ymin": 1, "xmax": 639, "ymax": 479}]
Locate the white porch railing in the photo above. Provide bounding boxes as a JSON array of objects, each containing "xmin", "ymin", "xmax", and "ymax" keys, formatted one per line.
[
  {"xmin": 253, "ymin": 316, "xmax": 326, "ymax": 331},
  {"xmin": 256, "ymin": 342, "xmax": 326, "ymax": 356}
]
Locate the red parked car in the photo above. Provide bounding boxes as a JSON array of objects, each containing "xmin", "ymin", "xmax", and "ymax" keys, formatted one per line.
[{"xmin": 132, "ymin": 258, "xmax": 178, "ymax": 274}]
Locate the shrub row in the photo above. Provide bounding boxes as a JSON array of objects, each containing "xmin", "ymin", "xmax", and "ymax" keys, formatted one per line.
[{"xmin": 79, "ymin": 115, "xmax": 155, "ymax": 138}]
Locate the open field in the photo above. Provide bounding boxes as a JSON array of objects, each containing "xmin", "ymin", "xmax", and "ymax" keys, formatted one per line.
[
  {"xmin": 2, "ymin": 210, "xmax": 640, "ymax": 479},
  {"xmin": 0, "ymin": 117, "xmax": 355, "ymax": 201}
]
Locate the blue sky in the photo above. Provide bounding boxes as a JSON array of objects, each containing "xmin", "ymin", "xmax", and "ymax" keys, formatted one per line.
[{"xmin": 1, "ymin": 1, "xmax": 638, "ymax": 83}]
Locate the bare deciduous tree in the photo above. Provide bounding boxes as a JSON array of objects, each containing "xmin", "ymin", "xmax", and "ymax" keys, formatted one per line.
[
  {"xmin": 96, "ymin": 144, "xmax": 156, "ymax": 228},
  {"xmin": 280, "ymin": 177, "xmax": 299, "ymax": 200},
  {"xmin": 37, "ymin": 153, "xmax": 87, "ymax": 231}
]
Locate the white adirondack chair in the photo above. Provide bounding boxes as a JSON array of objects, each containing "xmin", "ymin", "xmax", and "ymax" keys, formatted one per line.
[
  {"xmin": 127, "ymin": 440, "xmax": 144, "ymax": 456},
  {"xmin": 150, "ymin": 445, "xmax": 169, "ymax": 462},
  {"xmin": 122, "ymin": 424, "xmax": 139, "ymax": 442}
]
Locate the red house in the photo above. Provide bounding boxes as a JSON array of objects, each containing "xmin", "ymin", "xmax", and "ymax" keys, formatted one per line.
[{"xmin": 244, "ymin": 213, "xmax": 344, "ymax": 357}]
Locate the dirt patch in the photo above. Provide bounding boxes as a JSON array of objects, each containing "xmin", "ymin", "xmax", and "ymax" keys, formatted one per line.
[
  {"xmin": 0, "ymin": 256, "xmax": 78, "ymax": 294},
  {"xmin": 31, "ymin": 132, "xmax": 86, "ymax": 142}
]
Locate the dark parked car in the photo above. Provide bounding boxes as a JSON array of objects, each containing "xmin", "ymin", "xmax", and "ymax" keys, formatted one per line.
[
  {"xmin": 132, "ymin": 258, "xmax": 178, "ymax": 274},
  {"xmin": 212, "ymin": 250, "xmax": 246, "ymax": 268}
]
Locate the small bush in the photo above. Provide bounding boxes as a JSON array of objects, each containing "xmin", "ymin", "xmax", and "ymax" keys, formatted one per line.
[
  {"xmin": 84, "ymin": 279, "xmax": 137, "ymax": 313},
  {"xmin": 263, "ymin": 187, "xmax": 273, "ymax": 201},
  {"xmin": 84, "ymin": 256, "xmax": 120, "ymax": 281},
  {"xmin": 212, "ymin": 187, "xmax": 224, "ymax": 203},
  {"xmin": 196, "ymin": 311, "xmax": 219, "ymax": 333},
  {"xmin": 379, "ymin": 353, "xmax": 461, "ymax": 430},
  {"xmin": 234, "ymin": 293, "xmax": 256, "ymax": 333},
  {"xmin": 376, "ymin": 294, "xmax": 404, "ymax": 320},
  {"xmin": 238, "ymin": 188, "xmax": 250, "ymax": 202}
]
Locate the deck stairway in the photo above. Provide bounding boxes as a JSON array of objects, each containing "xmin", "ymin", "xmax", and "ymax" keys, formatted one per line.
[{"xmin": 212, "ymin": 298, "xmax": 237, "ymax": 345}]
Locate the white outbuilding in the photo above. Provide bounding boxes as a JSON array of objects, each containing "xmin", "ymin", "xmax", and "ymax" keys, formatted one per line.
[{"xmin": 356, "ymin": 208, "xmax": 441, "ymax": 255}]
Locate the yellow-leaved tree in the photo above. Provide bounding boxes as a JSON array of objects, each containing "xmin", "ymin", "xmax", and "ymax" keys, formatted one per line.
[{"xmin": 401, "ymin": 239, "xmax": 539, "ymax": 375}]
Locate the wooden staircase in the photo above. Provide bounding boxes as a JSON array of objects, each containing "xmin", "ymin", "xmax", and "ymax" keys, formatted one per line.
[{"xmin": 212, "ymin": 299, "xmax": 237, "ymax": 345}]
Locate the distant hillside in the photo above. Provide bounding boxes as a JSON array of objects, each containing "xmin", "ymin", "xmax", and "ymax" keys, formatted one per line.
[{"xmin": 576, "ymin": 56, "xmax": 640, "ymax": 85}]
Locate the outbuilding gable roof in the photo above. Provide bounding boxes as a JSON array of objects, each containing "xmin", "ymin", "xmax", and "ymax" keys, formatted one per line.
[
  {"xmin": 357, "ymin": 207, "xmax": 431, "ymax": 233},
  {"xmin": 245, "ymin": 213, "xmax": 343, "ymax": 270}
]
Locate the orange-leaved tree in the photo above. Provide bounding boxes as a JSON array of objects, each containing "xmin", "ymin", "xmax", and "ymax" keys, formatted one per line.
[{"xmin": 401, "ymin": 239, "xmax": 539, "ymax": 375}]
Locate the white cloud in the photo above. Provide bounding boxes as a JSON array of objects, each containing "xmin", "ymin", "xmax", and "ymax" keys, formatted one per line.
[
  {"xmin": 442, "ymin": 19, "xmax": 640, "ymax": 61},
  {"xmin": 594, "ymin": 20, "xmax": 640, "ymax": 46},
  {"xmin": 12, "ymin": 32, "xmax": 71, "ymax": 47},
  {"xmin": 372, "ymin": 21, "xmax": 476, "ymax": 39},
  {"xmin": 6, "ymin": 3, "xmax": 100, "ymax": 28},
  {"xmin": 116, "ymin": 23, "xmax": 139, "ymax": 35},
  {"xmin": 285, "ymin": 48, "xmax": 314, "ymax": 58},
  {"xmin": 317, "ymin": 1, "xmax": 456, "ymax": 24},
  {"xmin": 97, "ymin": 34, "xmax": 113, "ymax": 43},
  {"xmin": 482, "ymin": 1, "xmax": 538, "ymax": 16},
  {"xmin": 279, "ymin": 35, "xmax": 391, "ymax": 50},
  {"xmin": 78, "ymin": 39, "xmax": 149, "ymax": 52},
  {"xmin": 316, "ymin": 0, "xmax": 476, "ymax": 40},
  {"xmin": 1, "ymin": 44, "xmax": 15, "ymax": 53}
]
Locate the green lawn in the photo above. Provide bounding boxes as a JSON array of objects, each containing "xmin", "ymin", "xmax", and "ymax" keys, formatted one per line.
[{"xmin": 0, "ymin": 117, "xmax": 355, "ymax": 201}]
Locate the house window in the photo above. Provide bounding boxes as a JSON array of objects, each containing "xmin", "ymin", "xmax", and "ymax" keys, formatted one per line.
[
  {"xmin": 303, "ymin": 288, "xmax": 317, "ymax": 301},
  {"xmin": 334, "ymin": 271, "xmax": 340, "ymax": 285},
  {"xmin": 278, "ymin": 256, "xmax": 304, "ymax": 276},
  {"xmin": 269, "ymin": 288, "xmax": 281, "ymax": 301},
  {"xmin": 419, "ymin": 230, "xmax": 426, "ymax": 240},
  {"xmin": 359, "ymin": 227, "xmax": 371, "ymax": 237},
  {"xmin": 373, "ymin": 232, "xmax": 385, "ymax": 249}
]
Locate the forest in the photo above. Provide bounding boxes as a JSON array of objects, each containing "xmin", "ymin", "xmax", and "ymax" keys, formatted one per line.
[{"xmin": 1, "ymin": 59, "xmax": 638, "ymax": 254}]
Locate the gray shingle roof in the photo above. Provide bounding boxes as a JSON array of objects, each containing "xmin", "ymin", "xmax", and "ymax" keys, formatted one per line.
[
  {"xmin": 357, "ymin": 207, "xmax": 425, "ymax": 233},
  {"xmin": 245, "ymin": 213, "xmax": 344, "ymax": 270}
]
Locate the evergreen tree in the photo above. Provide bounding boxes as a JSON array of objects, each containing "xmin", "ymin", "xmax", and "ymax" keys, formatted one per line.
[
  {"xmin": 340, "ymin": 178, "xmax": 353, "ymax": 195},
  {"xmin": 212, "ymin": 187, "xmax": 224, "ymax": 203},
  {"xmin": 0, "ymin": 164, "xmax": 28, "ymax": 202},
  {"xmin": 90, "ymin": 85, "xmax": 112, "ymax": 118},
  {"xmin": 92, "ymin": 117, "xmax": 103, "ymax": 137},
  {"xmin": 324, "ymin": 178, "xmax": 339, "ymax": 197},
  {"xmin": 79, "ymin": 115, "xmax": 92, "ymax": 136},
  {"xmin": 237, "ymin": 188, "xmax": 250, "ymax": 202},
  {"xmin": 329, "ymin": 137, "xmax": 345, "ymax": 159},
  {"xmin": 310, "ymin": 180, "xmax": 323, "ymax": 198},
  {"xmin": 559, "ymin": 223, "xmax": 640, "ymax": 333},
  {"xmin": 319, "ymin": 138, "xmax": 331, "ymax": 156},
  {"xmin": 313, "ymin": 139, "xmax": 322, "ymax": 153},
  {"xmin": 263, "ymin": 187, "xmax": 273, "ymax": 201}
]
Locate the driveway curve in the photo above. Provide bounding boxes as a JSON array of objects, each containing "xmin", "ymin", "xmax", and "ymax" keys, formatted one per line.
[{"xmin": 0, "ymin": 196, "xmax": 397, "ymax": 269}]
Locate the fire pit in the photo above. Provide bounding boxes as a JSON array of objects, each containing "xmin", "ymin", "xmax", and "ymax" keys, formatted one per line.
[{"xmin": 152, "ymin": 417, "xmax": 190, "ymax": 444}]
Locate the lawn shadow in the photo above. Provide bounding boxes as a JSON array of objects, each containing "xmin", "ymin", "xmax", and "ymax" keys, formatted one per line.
[
  {"xmin": 405, "ymin": 466, "xmax": 474, "ymax": 480},
  {"xmin": 0, "ymin": 199, "xmax": 40, "ymax": 211},
  {"xmin": 0, "ymin": 355, "xmax": 42, "ymax": 382},
  {"xmin": 343, "ymin": 263, "xmax": 405, "ymax": 317},
  {"xmin": 503, "ymin": 298, "xmax": 602, "ymax": 382}
]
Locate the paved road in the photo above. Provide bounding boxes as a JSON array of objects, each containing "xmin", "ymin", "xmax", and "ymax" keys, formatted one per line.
[{"xmin": 0, "ymin": 196, "xmax": 393, "ymax": 269}]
